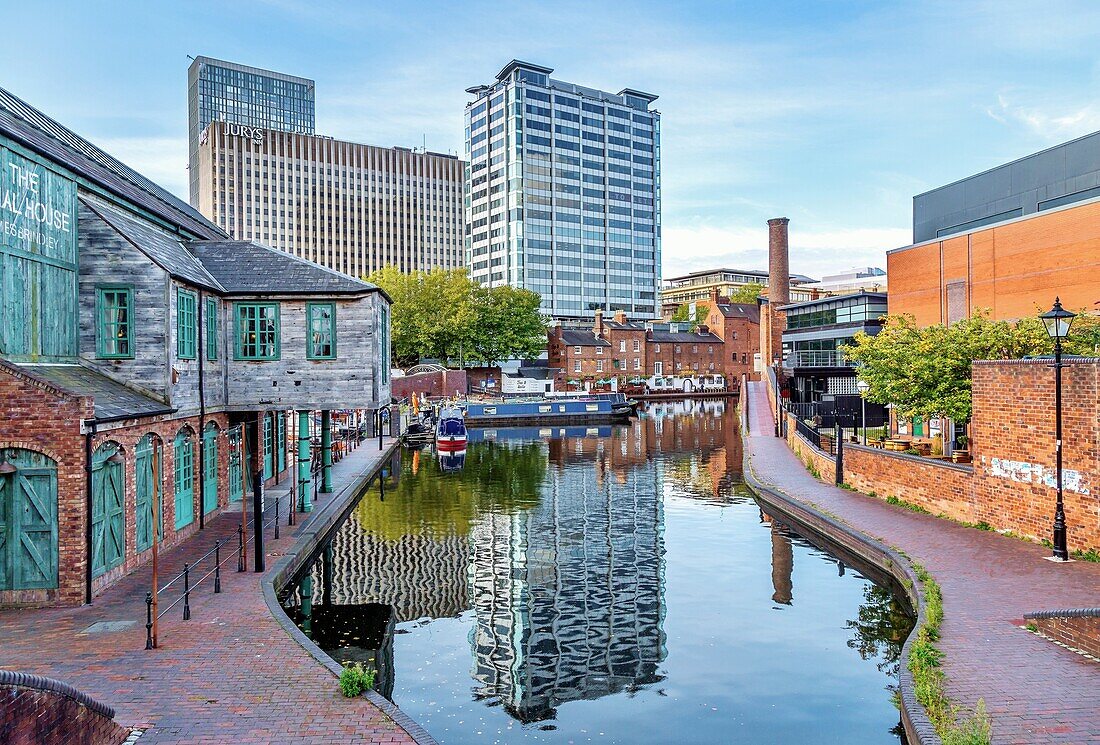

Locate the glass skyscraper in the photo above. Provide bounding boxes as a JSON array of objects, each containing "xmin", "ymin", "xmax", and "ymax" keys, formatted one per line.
[
  {"xmin": 464, "ymin": 61, "xmax": 661, "ymax": 320},
  {"xmin": 187, "ymin": 55, "xmax": 315, "ymax": 206}
]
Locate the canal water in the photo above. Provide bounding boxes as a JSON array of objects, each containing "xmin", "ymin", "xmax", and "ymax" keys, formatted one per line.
[{"xmin": 284, "ymin": 399, "xmax": 912, "ymax": 744}]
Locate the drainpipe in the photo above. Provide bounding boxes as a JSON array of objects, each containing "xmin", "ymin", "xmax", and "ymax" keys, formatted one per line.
[
  {"xmin": 197, "ymin": 291, "xmax": 206, "ymax": 529},
  {"xmin": 84, "ymin": 419, "xmax": 96, "ymax": 605}
]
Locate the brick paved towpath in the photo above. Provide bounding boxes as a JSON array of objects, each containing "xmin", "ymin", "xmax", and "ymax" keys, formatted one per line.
[
  {"xmin": 0, "ymin": 437, "xmax": 424, "ymax": 744},
  {"xmin": 743, "ymin": 381, "xmax": 1100, "ymax": 745}
]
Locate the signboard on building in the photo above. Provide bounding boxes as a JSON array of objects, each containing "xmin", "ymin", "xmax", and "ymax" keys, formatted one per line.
[{"xmin": 0, "ymin": 144, "xmax": 79, "ymax": 358}]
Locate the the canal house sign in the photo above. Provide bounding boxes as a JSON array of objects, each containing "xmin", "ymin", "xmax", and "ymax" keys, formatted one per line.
[{"xmin": 0, "ymin": 145, "xmax": 78, "ymax": 359}]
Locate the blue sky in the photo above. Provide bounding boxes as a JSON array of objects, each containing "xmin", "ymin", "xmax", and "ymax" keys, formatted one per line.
[{"xmin": 3, "ymin": 0, "xmax": 1100, "ymax": 279}]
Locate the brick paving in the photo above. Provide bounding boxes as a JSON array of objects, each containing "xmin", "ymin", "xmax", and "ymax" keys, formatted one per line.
[
  {"xmin": 0, "ymin": 438, "xmax": 419, "ymax": 744},
  {"xmin": 744, "ymin": 382, "xmax": 1100, "ymax": 745}
]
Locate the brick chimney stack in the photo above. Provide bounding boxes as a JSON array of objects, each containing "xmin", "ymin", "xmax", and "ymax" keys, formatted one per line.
[{"xmin": 767, "ymin": 217, "xmax": 790, "ymax": 305}]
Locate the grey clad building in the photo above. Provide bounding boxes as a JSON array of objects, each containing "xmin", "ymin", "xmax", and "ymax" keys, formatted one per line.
[
  {"xmin": 913, "ymin": 129, "xmax": 1100, "ymax": 242},
  {"xmin": 187, "ymin": 56, "xmax": 316, "ymax": 206},
  {"xmin": 465, "ymin": 61, "xmax": 661, "ymax": 320}
]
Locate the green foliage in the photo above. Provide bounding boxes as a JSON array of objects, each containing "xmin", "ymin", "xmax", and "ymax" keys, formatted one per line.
[
  {"xmin": 339, "ymin": 663, "xmax": 376, "ymax": 697},
  {"xmin": 909, "ymin": 564, "xmax": 992, "ymax": 745},
  {"xmin": 845, "ymin": 309, "xmax": 1100, "ymax": 422},
  {"xmin": 670, "ymin": 302, "xmax": 708, "ymax": 327},
  {"xmin": 886, "ymin": 495, "xmax": 930, "ymax": 514},
  {"xmin": 1025, "ymin": 622, "xmax": 1038, "ymax": 633},
  {"xmin": 726, "ymin": 282, "xmax": 767, "ymax": 304},
  {"xmin": 1072, "ymin": 547, "xmax": 1100, "ymax": 563},
  {"xmin": 366, "ymin": 266, "xmax": 546, "ymax": 367}
]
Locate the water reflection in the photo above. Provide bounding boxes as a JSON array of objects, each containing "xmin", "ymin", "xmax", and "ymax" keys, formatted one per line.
[{"xmin": 285, "ymin": 399, "xmax": 911, "ymax": 744}]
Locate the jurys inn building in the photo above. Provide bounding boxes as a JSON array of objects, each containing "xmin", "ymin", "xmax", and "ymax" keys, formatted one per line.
[
  {"xmin": 190, "ymin": 56, "xmax": 465, "ymax": 278},
  {"xmin": 464, "ymin": 61, "xmax": 661, "ymax": 320}
]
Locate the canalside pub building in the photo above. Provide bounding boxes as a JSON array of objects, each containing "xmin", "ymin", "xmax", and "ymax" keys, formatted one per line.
[{"xmin": 0, "ymin": 87, "xmax": 391, "ymax": 606}]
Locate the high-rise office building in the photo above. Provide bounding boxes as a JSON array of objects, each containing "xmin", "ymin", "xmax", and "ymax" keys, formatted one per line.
[
  {"xmin": 464, "ymin": 61, "xmax": 661, "ymax": 320},
  {"xmin": 197, "ymin": 127, "xmax": 465, "ymax": 277},
  {"xmin": 187, "ymin": 56, "xmax": 315, "ymax": 206}
]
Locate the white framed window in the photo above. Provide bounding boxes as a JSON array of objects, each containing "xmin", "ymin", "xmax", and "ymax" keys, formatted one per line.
[
  {"xmin": 574, "ymin": 345, "xmax": 582, "ymax": 354},
  {"xmin": 633, "ymin": 339, "xmax": 640, "ymax": 352},
  {"xmin": 574, "ymin": 360, "xmax": 581, "ymax": 372},
  {"xmin": 619, "ymin": 340, "xmax": 626, "ymax": 352},
  {"xmin": 692, "ymin": 345, "xmax": 698, "ymax": 353},
  {"xmin": 596, "ymin": 346, "xmax": 603, "ymax": 355},
  {"xmin": 676, "ymin": 362, "xmax": 682, "ymax": 370},
  {"xmin": 596, "ymin": 360, "xmax": 604, "ymax": 372},
  {"xmin": 633, "ymin": 358, "xmax": 640, "ymax": 370},
  {"xmin": 654, "ymin": 361, "xmax": 663, "ymax": 375},
  {"xmin": 654, "ymin": 343, "xmax": 661, "ymax": 353},
  {"xmin": 675, "ymin": 345, "xmax": 681, "ymax": 353}
]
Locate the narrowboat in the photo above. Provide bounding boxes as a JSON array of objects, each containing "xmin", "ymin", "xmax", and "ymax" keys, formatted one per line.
[
  {"xmin": 436, "ymin": 405, "xmax": 468, "ymax": 450},
  {"xmin": 463, "ymin": 393, "xmax": 635, "ymax": 426}
]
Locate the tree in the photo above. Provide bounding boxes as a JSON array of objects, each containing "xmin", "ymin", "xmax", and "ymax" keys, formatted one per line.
[
  {"xmin": 843, "ymin": 309, "xmax": 1100, "ymax": 421},
  {"xmin": 671, "ymin": 303, "xmax": 707, "ymax": 327},
  {"xmin": 726, "ymin": 282, "xmax": 766, "ymax": 304},
  {"xmin": 366, "ymin": 266, "xmax": 546, "ymax": 368}
]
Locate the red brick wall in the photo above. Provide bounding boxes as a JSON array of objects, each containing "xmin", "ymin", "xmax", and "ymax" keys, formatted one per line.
[
  {"xmin": 785, "ymin": 412, "xmax": 837, "ymax": 484},
  {"xmin": 1030, "ymin": 613, "xmax": 1100, "ymax": 659},
  {"xmin": 390, "ymin": 369, "xmax": 468, "ymax": 400},
  {"xmin": 0, "ymin": 364, "xmax": 93, "ymax": 607},
  {"xmin": 844, "ymin": 447, "xmax": 976, "ymax": 519},
  {"xmin": 0, "ymin": 682, "xmax": 127, "ymax": 745}
]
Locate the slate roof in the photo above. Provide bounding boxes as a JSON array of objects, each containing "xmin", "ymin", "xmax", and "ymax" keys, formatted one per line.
[
  {"xmin": 714, "ymin": 302, "xmax": 761, "ymax": 323},
  {"xmin": 559, "ymin": 329, "xmax": 611, "ymax": 347},
  {"xmin": 16, "ymin": 363, "xmax": 174, "ymax": 421},
  {"xmin": 0, "ymin": 86, "xmax": 223, "ymax": 240},
  {"xmin": 83, "ymin": 197, "xmax": 225, "ymax": 292},
  {"xmin": 186, "ymin": 241, "xmax": 380, "ymax": 296},
  {"xmin": 646, "ymin": 328, "xmax": 723, "ymax": 344},
  {"xmin": 605, "ymin": 320, "xmax": 646, "ymax": 330}
]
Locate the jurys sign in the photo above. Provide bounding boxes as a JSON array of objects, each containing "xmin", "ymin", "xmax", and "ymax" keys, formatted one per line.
[{"xmin": 0, "ymin": 145, "xmax": 77, "ymax": 260}]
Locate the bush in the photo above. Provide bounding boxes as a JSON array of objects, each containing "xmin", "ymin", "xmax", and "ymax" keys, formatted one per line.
[{"xmin": 339, "ymin": 663, "xmax": 377, "ymax": 697}]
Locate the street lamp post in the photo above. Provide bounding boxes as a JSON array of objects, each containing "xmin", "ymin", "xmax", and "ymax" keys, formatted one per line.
[
  {"xmin": 856, "ymin": 379, "xmax": 870, "ymax": 445},
  {"xmin": 773, "ymin": 356, "xmax": 781, "ymax": 438},
  {"xmin": 1040, "ymin": 297, "xmax": 1077, "ymax": 562}
]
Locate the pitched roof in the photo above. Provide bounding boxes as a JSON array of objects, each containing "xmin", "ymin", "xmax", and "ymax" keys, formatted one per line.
[
  {"xmin": 186, "ymin": 240, "xmax": 380, "ymax": 296},
  {"xmin": 0, "ymin": 86, "xmax": 223, "ymax": 240},
  {"xmin": 714, "ymin": 302, "xmax": 761, "ymax": 323},
  {"xmin": 83, "ymin": 197, "xmax": 225, "ymax": 292},
  {"xmin": 559, "ymin": 329, "xmax": 611, "ymax": 347},
  {"xmin": 646, "ymin": 328, "xmax": 723, "ymax": 344},
  {"xmin": 15, "ymin": 363, "xmax": 174, "ymax": 422}
]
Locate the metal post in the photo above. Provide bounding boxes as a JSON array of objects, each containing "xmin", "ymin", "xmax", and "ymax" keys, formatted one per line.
[
  {"xmin": 253, "ymin": 470, "xmax": 265, "ymax": 572},
  {"xmin": 145, "ymin": 592, "xmax": 153, "ymax": 650},
  {"xmin": 861, "ymin": 397, "xmax": 867, "ymax": 446},
  {"xmin": 834, "ymin": 421, "xmax": 844, "ymax": 486},
  {"xmin": 1052, "ymin": 337, "xmax": 1068, "ymax": 560},
  {"xmin": 274, "ymin": 497, "xmax": 280, "ymax": 540},
  {"xmin": 182, "ymin": 563, "xmax": 191, "ymax": 620},
  {"xmin": 299, "ymin": 575, "xmax": 313, "ymax": 636},
  {"xmin": 378, "ymin": 407, "xmax": 384, "ymax": 450},
  {"xmin": 774, "ymin": 366, "xmax": 781, "ymax": 438},
  {"xmin": 321, "ymin": 410, "xmax": 333, "ymax": 493},
  {"xmin": 214, "ymin": 541, "xmax": 222, "ymax": 593},
  {"xmin": 297, "ymin": 410, "xmax": 312, "ymax": 513},
  {"xmin": 237, "ymin": 524, "xmax": 245, "ymax": 572}
]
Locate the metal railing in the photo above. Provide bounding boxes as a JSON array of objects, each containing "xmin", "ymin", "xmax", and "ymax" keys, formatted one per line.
[
  {"xmin": 144, "ymin": 486, "xmax": 288, "ymax": 650},
  {"xmin": 787, "ymin": 350, "xmax": 850, "ymax": 368}
]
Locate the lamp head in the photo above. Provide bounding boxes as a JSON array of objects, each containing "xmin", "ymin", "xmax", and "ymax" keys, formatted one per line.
[
  {"xmin": 1040, "ymin": 297, "xmax": 1076, "ymax": 340},
  {"xmin": 856, "ymin": 379, "xmax": 870, "ymax": 394}
]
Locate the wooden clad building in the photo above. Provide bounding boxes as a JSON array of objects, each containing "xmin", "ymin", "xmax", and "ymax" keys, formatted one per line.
[{"xmin": 0, "ymin": 87, "xmax": 391, "ymax": 606}]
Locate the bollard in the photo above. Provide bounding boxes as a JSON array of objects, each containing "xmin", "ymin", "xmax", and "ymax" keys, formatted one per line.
[
  {"xmin": 237, "ymin": 524, "xmax": 245, "ymax": 572},
  {"xmin": 145, "ymin": 592, "xmax": 154, "ymax": 650},
  {"xmin": 183, "ymin": 563, "xmax": 191, "ymax": 620},
  {"xmin": 214, "ymin": 541, "xmax": 222, "ymax": 594}
]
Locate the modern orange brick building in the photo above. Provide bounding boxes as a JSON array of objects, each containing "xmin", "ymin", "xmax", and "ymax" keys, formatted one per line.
[{"xmin": 888, "ymin": 195, "xmax": 1100, "ymax": 324}]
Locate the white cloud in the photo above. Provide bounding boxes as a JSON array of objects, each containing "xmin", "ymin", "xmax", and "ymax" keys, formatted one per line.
[
  {"xmin": 661, "ymin": 223, "xmax": 909, "ymax": 280},
  {"xmin": 94, "ymin": 136, "xmax": 190, "ymax": 200},
  {"xmin": 987, "ymin": 94, "xmax": 1100, "ymax": 143}
]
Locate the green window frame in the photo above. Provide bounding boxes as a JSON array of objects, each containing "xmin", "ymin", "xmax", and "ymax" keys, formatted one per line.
[
  {"xmin": 306, "ymin": 302, "xmax": 337, "ymax": 359},
  {"xmin": 177, "ymin": 288, "xmax": 197, "ymax": 360},
  {"xmin": 205, "ymin": 297, "xmax": 218, "ymax": 361},
  {"xmin": 234, "ymin": 303, "xmax": 280, "ymax": 361},
  {"xmin": 95, "ymin": 285, "xmax": 134, "ymax": 359}
]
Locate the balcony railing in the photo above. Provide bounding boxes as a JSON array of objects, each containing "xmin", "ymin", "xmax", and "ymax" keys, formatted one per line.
[{"xmin": 786, "ymin": 350, "xmax": 850, "ymax": 368}]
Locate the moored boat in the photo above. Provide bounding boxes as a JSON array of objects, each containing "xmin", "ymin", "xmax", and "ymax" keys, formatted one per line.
[
  {"xmin": 436, "ymin": 405, "xmax": 468, "ymax": 450},
  {"xmin": 464, "ymin": 393, "xmax": 635, "ymax": 426}
]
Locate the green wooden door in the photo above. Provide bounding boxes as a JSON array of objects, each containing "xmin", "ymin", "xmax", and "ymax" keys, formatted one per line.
[
  {"xmin": 276, "ymin": 413, "xmax": 286, "ymax": 473},
  {"xmin": 134, "ymin": 436, "xmax": 160, "ymax": 552},
  {"xmin": 263, "ymin": 414, "xmax": 274, "ymax": 481},
  {"xmin": 91, "ymin": 446, "xmax": 125, "ymax": 578},
  {"xmin": 0, "ymin": 449, "xmax": 59, "ymax": 591},
  {"xmin": 203, "ymin": 424, "xmax": 218, "ymax": 514},
  {"xmin": 228, "ymin": 428, "xmax": 243, "ymax": 503},
  {"xmin": 174, "ymin": 431, "xmax": 194, "ymax": 529}
]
